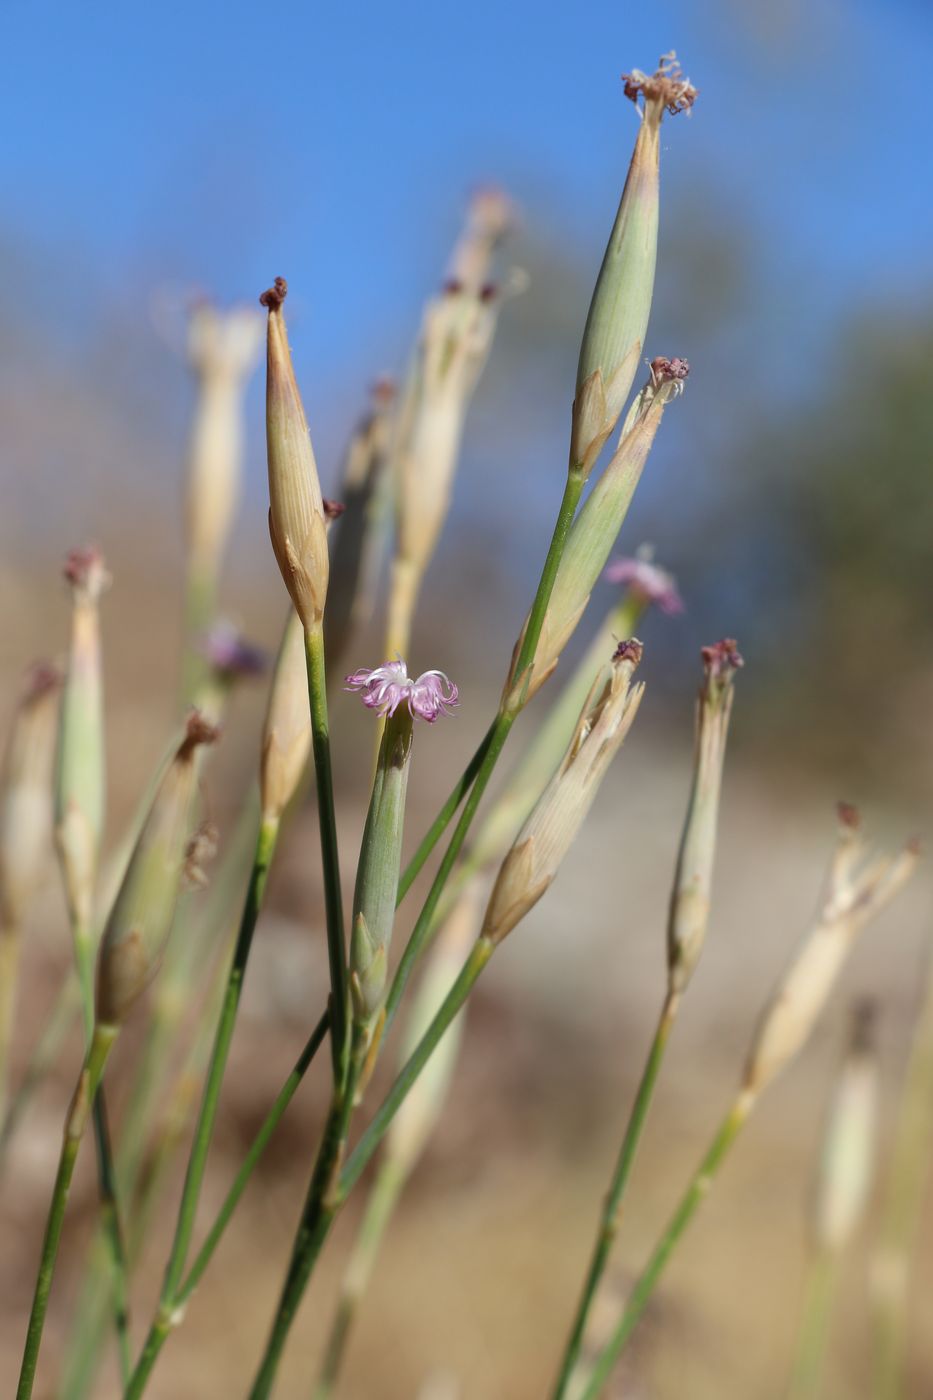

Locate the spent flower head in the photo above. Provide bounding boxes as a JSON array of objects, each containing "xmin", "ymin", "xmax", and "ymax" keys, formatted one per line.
[{"xmin": 345, "ymin": 660, "xmax": 458, "ymax": 724}]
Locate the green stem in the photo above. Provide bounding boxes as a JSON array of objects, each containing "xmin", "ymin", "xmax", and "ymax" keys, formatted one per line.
[
  {"xmin": 16, "ymin": 1023, "xmax": 117, "ymax": 1400},
  {"xmin": 314, "ymin": 1155, "xmax": 407, "ymax": 1400},
  {"xmin": 578, "ymin": 1093, "xmax": 753, "ymax": 1400},
  {"xmin": 552, "ymin": 990, "xmax": 680, "ymax": 1399},
  {"xmin": 787, "ymin": 1247, "xmax": 837, "ymax": 1400},
  {"xmin": 0, "ymin": 923, "xmax": 21, "ymax": 1125},
  {"xmin": 122, "ymin": 1008, "xmax": 330, "ymax": 1400},
  {"xmin": 305, "ymin": 625, "xmax": 348, "ymax": 1079}
]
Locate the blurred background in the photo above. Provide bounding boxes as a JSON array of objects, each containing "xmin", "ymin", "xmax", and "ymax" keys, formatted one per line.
[{"xmin": 1, "ymin": 1, "xmax": 932, "ymax": 1396}]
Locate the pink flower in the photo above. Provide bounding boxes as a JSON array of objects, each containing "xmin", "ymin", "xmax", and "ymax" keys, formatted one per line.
[
  {"xmin": 345, "ymin": 660, "xmax": 459, "ymax": 723},
  {"xmin": 603, "ymin": 547, "xmax": 684, "ymax": 616}
]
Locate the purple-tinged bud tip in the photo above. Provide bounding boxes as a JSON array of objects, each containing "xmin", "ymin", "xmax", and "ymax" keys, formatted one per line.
[
  {"xmin": 259, "ymin": 277, "xmax": 288, "ymax": 310},
  {"xmin": 22, "ymin": 660, "xmax": 62, "ymax": 701},
  {"xmin": 442, "ymin": 278, "xmax": 464, "ymax": 297},
  {"xmin": 323, "ymin": 498, "xmax": 347, "ymax": 521},
  {"xmin": 612, "ymin": 638, "xmax": 644, "ymax": 666},
  {"xmin": 836, "ymin": 801, "xmax": 861, "ymax": 831},
  {"xmin": 200, "ymin": 623, "xmax": 267, "ymax": 682},
  {"xmin": 63, "ymin": 546, "xmax": 110, "ymax": 600},
  {"xmin": 179, "ymin": 710, "xmax": 221, "ymax": 759},
  {"xmin": 701, "ymin": 639, "xmax": 743, "ymax": 680}
]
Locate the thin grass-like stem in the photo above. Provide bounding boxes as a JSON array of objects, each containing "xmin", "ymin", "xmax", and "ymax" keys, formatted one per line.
[
  {"xmin": 578, "ymin": 1094, "xmax": 753, "ymax": 1400},
  {"xmin": 122, "ymin": 1008, "xmax": 330, "ymax": 1400},
  {"xmin": 0, "ymin": 973, "xmax": 81, "ymax": 1167},
  {"xmin": 304, "ymin": 625, "xmax": 348, "ymax": 1078},
  {"xmin": 16, "ymin": 1024, "xmax": 117, "ymax": 1400},
  {"xmin": 552, "ymin": 989, "xmax": 680, "ymax": 1398}
]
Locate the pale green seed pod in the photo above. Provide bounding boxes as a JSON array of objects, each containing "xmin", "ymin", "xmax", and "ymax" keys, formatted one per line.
[
  {"xmin": 55, "ymin": 548, "xmax": 110, "ymax": 934},
  {"xmin": 511, "ymin": 360, "xmax": 687, "ymax": 702},
  {"xmin": 350, "ymin": 708, "xmax": 414, "ymax": 1029},
  {"xmin": 260, "ymin": 278, "xmax": 329, "ymax": 630},
  {"xmin": 483, "ymin": 641, "xmax": 644, "ymax": 945},
  {"xmin": 573, "ymin": 55, "xmax": 697, "ymax": 475},
  {"xmin": 743, "ymin": 808, "xmax": 918, "ymax": 1097},
  {"xmin": 185, "ymin": 302, "xmax": 263, "ymax": 594},
  {"xmin": 95, "ymin": 713, "xmax": 218, "ymax": 1027},
  {"xmin": 260, "ymin": 610, "xmax": 312, "ymax": 825},
  {"xmin": 0, "ymin": 663, "xmax": 61, "ymax": 932},
  {"xmin": 667, "ymin": 640, "xmax": 742, "ymax": 994},
  {"xmin": 813, "ymin": 1003, "xmax": 879, "ymax": 1251}
]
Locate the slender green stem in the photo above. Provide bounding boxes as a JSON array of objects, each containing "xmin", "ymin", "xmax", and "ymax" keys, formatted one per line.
[
  {"xmin": 160, "ymin": 814, "xmax": 279, "ymax": 1305},
  {"xmin": 247, "ymin": 471, "xmax": 583, "ymax": 1397},
  {"xmin": 122, "ymin": 1008, "xmax": 330, "ymax": 1400},
  {"xmin": 314, "ymin": 1155, "xmax": 407, "ymax": 1399},
  {"xmin": 305, "ymin": 625, "xmax": 349, "ymax": 1078},
  {"xmin": 0, "ymin": 923, "xmax": 21, "ymax": 1124},
  {"xmin": 16, "ymin": 1024, "xmax": 117, "ymax": 1400},
  {"xmin": 578, "ymin": 1094, "xmax": 753, "ymax": 1400},
  {"xmin": 787, "ymin": 1247, "xmax": 837, "ymax": 1400},
  {"xmin": 395, "ymin": 719, "xmax": 496, "ymax": 904},
  {"xmin": 552, "ymin": 990, "xmax": 680, "ymax": 1399},
  {"xmin": 75, "ymin": 922, "xmax": 133, "ymax": 1387}
]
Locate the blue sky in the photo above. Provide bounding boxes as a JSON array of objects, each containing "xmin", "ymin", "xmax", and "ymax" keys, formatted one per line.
[{"xmin": 4, "ymin": 0, "xmax": 932, "ymax": 384}]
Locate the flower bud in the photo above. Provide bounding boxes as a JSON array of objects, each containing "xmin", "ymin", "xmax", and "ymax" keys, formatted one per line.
[
  {"xmin": 350, "ymin": 708, "xmax": 415, "ymax": 1030},
  {"xmin": 573, "ymin": 55, "xmax": 697, "ymax": 473},
  {"xmin": 667, "ymin": 640, "xmax": 742, "ymax": 994},
  {"xmin": 483, "ymin": 641, "xmax": 644, "ymax": 945},
  {"xmin": 260, "ymin": 611, "xmax": 312, "ymax": 824},
  {"xmin": 0, "ymin": 663, "xmax": 61, "ymax": 932},
  {"xmin": 96, "ymin": 712, "xmax": 218, "ymax": 1026},
  {"xmin": 812, "ymin": 1002, "xmax": 879, "ymax": 1251},
  {"xmin": 510, "ymin": 361, "xmax": 686, "ymax": 701},
  {"xmin": 185, "ymin": 301, "xmax": 263, "ymax": 594},
  {"xmin": 743, "ymin": 808, "xmax": 918, "ymax": 1097},
  {"xmin": 260, "ymin": 278, "xmax": 330, "ymax": 629},
  {"xmin": 55, "ymin": 547, "xmax": 110, "ymax": 934}
]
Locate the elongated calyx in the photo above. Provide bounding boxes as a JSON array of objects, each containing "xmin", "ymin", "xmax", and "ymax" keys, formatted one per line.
[
  {"xmin": 572, "ymin": 54, "xmax": 697, "ymax": 476},
  {"xmin": 483, "ymin": 640, "xmax": 644, "ymax": 945},
  {"xmin": 96, "ymin": 712, "xmax": 219, "ymax": 1027},
  {"xmin": 667, "ymin": 640, "xmax": 741, "ymax": 994},
  {"xmin": 0, "ymin": 663, "xmax": 61, "ymax": 931},
  {"xmin": 813, "ymin": 1001, "xmax": 879, "ymax": 1251},
  {"xmin": 260, "ymin": 278, "xmax": 330, "ymax": 629},
  {"xmin": 350, "ymin": 707, "xmax": 415, "ymax": 1031},
  {"xmin": 56, "ymin": 547, "xmax": 110, "ymax": 933},
  {"xmin": 511, "ymin": 359, "xmax": 687, "ymax": 703},
  {"xmin": 260, "ymin": 611, "xmax": 312, "ymax": 824},
  {"xmin": 743, "ymin": 807, "xmax": 918, "ymax": 1097}
]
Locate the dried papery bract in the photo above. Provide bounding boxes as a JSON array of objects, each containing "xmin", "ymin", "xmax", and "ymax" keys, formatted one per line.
[
  {"xmin": 511, "ymin": 360, "xmax": 687, "ymax": 702},
  {"xmin": 260, "ymin": 278, "xmax": 330, "ymax": 630},
  {"xmin": 388, "ymin": 274, "xmax": 519, "ymax": 658},
  {"xmin": 96, "ymin": 713, "xmax": 219, "ymax": 1028},
  {"xmin": 185, "ymin": 302, "xmax": 264, "ymax": 606},
  {"xmin": 667, "ymin": 639, "xmax": 742, "ymax": 994},
  {"xmin": 813, "ymin": 1002, "xmax": 879, "ymax": 1252},
  {"xmin": 260, "ymin": 611, "xmax": 312, "ymax": 825},
  {"xmin": 447, "ymin": 185, "xmax": 516, "ymax": 294},
  {"xmin": 484, "ymin": 641, "xmax": 644, "ymax": 945},
  {"xmin": 325, "ymin": 378, "xmax": 397, "ymax": 668},
  {"xmin": 743, "ymin": 809, "xmax": 919, "ymax": 1098},
  {"xmin": 0, "ymin": 664, "xmax": 61, "ymax": 934},
  {"xmin": 572, "ymin": 54, "xmax": 697, "ymax": 477},
  {"xmin": 0, "ymin": 664, "xmax": 61, "ymax": 1115},
  {"xmin": 55, "ymin": 547, "xmax": 110, "ymax": 985}
]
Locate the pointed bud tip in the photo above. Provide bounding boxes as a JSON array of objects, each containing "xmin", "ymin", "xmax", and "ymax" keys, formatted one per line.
[
  {"xmin": 836, "ymin": 800, "xmax": 861, "ymax": 831},
  {"xmin": 180, "ymin": 710, "xmax": 221, "ymax": 758},
  {"xmin": 323, "ymin": 498, "xmax": 347, "ymax": 521},
  {"xmin": 622, "ymin": 53, "xmax": 698, "ymax": 116},
  {"xmin": 701, "ymin": 638, "xmax": 742, "ymax": 679},
  {"xmin": 612, "ymin": 638, "xmax": 644, "ymax": 667},
  {"xmin": 259, "ymin": 277, "xmax": 288, "ymax": 311}
]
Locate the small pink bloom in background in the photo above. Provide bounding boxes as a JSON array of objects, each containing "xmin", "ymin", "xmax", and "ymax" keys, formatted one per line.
[
  {"xmin": 200, "ymin": 621, "xmax": 268, "ymax": 680},
  {"xmin": 603, "ymin": 545, "xmax": 684, "ymax": 616},
  {"xmin": 345, "ymin": 660, "xmax": 459, "ymax": 723}
]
